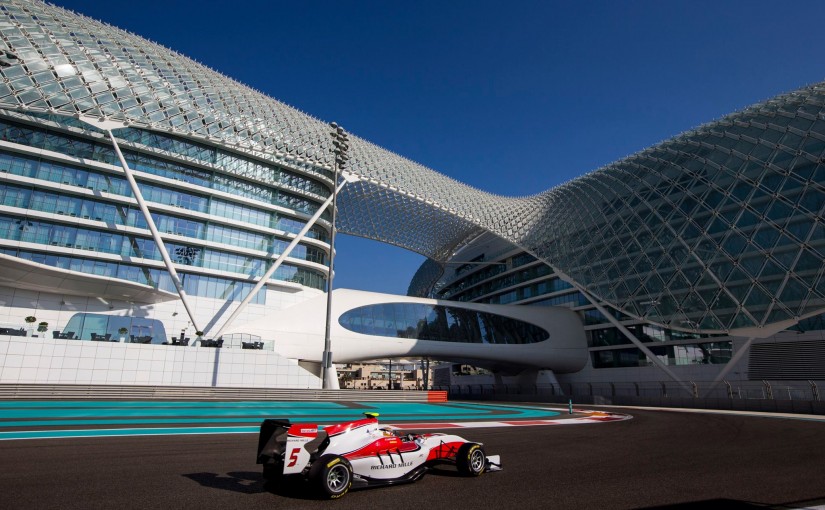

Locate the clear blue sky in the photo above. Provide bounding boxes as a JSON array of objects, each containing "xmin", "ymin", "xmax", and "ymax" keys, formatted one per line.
[{"xmin": 55, "ymin": 0, "xmax": 825, "ymax": 294}]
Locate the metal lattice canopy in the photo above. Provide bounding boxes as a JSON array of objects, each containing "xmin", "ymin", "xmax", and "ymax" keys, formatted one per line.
[{"xmin": 1, "ymin": 1, "xmax": 824, "ymax": 335}]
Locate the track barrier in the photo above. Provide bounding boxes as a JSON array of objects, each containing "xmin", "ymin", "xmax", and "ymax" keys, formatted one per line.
[{"xmin": 0, "ymin": 383, "xmax": 448, "ymax": 402}]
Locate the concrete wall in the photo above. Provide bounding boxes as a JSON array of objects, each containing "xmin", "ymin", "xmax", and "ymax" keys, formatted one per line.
[{"xmin": 0, "ymin": 335, "xmax": 321, "ymax": 389}]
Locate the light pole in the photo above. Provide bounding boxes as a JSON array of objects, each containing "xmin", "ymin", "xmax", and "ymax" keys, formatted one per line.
[{"xmin": 322, "ymin": 122, "xmax": 349, "ymax": 389}]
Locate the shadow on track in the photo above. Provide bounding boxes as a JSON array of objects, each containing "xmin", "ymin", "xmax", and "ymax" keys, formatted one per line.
[
  {"xmin": 183, "ymin": 467, "xmax": 472, "ymax": 500},
  {"xmin": 424, "ymin": 466, "xmax": 466, "ymax": 478},
  {"xmin": 183, "ymin": 471, "xmax": 265, "ymax": 495},
  {"xmin": 184, "ymin": 471, "xmax": 320, "ymax": 500}
]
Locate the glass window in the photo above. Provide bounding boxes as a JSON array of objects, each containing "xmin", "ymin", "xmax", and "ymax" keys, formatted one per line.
[
  {"xmin": 591, "ymin": 341, "xmax": 732, "ymax": 368},
  {"xmin": 339, "ymin": 303, "xmax": 549, "ymax": 344},
  {"xmin": 61, "ymin": 313, "xmax": 168, "ymax": 343}
]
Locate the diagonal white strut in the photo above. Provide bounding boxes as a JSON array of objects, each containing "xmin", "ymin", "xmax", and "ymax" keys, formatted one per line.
[
  {"xmin": 78, "ymin": 117, "xmax": 201, "ymax": 332},
  {"xmin": 700, "ymin": 336, "xmax": 757, "ymax": 397},
  {"xmin": 571, "ymin": 281, "xmax": 692, "ymax": 393},
  {"xmin": 211, "ymin": 172, "xmax": 358, "ymax": 340}
]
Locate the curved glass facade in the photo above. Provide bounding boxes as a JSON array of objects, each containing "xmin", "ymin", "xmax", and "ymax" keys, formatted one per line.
[
  {"xmin": 0, "ymin": 109, "xmax": 332, "ymax": 296},
  {"xmin": 429, "ymin": 239, "xmax": 731, "ymax": 371},
  {"xmin": 536, "ymin": 121, "xmax": 825, "ymax": 331},
  {"xmin": 338, "ymin": 303, "xmax": 549, "ymax": 344}
]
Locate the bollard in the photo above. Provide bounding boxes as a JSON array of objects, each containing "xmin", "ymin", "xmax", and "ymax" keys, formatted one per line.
[{"xmin": 568, "ymin": 398, "xmax": 573, "ymax": 415}]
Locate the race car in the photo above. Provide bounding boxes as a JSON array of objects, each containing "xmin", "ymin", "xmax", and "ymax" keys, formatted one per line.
[{"xmin": 256, "ymin": 412, "xmax": 501, "ymax": 499}]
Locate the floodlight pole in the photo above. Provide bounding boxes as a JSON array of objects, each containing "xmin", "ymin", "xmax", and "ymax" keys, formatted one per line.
[
  {"xmin": 211, "ymin": 173, "xmax": 353, "ymax": 341},
  {"xmin": 322, "ymin": 122, "xmax": 350, "ymax": 389}
]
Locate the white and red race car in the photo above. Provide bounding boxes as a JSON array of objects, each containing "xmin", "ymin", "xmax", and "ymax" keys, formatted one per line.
[{"xmin": 256, "ymin": 412, "xmax": 501, "ymax": 499}]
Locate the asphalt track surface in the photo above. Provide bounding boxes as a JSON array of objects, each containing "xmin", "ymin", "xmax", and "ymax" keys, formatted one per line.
[{"xmin": 2, "ymin": 406, "xmax": 825, "ymax": 510}]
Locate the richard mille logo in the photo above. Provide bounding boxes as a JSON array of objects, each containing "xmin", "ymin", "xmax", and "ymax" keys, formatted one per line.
[{"xmin": 371, "ymin": 461, "xmax": 413, "ymax": 470}]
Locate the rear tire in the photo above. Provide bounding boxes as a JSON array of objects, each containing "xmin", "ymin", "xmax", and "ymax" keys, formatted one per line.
[
  {"xmin": 456, "ymin": 443, "xmax": 486, "ymax": 476},
  {"xmin": 309, "ymin": 454, "xmax": 352, "ymax": 499}
]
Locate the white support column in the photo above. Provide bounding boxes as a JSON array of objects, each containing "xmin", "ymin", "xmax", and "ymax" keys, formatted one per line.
[
  {"xmin": 79, "ymin": 117, "xmax": 201, "ymax": 332},
  {"xmin": 712, "ymin": 336, "xmax": 755, "ymax": 383},
  {"xmin": 700, "ymin": 336, "xmax": 757, "ymax": 397},
  {"xmin": 573, "ymin": 283, "xmax": 692, "ymax": 392},
  {"xmin": 211, "ymin": 172, "xmax": 358, "ymax": 340},
  {"xmin": 323, "ymin": 363, "xmax": 340, "ymax": 390}
]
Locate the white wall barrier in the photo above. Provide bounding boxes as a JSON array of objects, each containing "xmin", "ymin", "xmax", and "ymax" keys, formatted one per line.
[{"xmin": 0, "ymin": 335, "xmax": 321, "ymax": 389}]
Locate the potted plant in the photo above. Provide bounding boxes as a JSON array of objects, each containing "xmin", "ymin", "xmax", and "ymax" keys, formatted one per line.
[
  {"xmin": 24, "ymin": 316, "xmax": 36, "ymax": 336},
  {"xmin": 118, "ymin": 327, "xmax": 128, "ymax": 343},
  {"xmin": 37, "ymin": 321, "xmax": 48, "ymax": 333}
]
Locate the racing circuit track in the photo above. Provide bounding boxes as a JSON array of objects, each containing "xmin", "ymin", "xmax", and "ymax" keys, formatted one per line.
[{"xmin": 2, "ymin": 406, "xmax": 825, "ymax": 510}]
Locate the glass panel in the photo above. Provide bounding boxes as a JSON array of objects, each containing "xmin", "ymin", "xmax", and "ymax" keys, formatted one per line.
[{"xmin": 339, "ymin": 303, "xmax": 549, "ymax": 344}]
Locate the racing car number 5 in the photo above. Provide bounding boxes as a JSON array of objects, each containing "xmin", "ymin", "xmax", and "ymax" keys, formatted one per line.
[{"xmin": 287, "ymin": 448, "xmax": 301, "ymax": 467}]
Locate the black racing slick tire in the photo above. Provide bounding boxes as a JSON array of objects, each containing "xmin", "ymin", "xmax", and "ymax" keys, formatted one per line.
[
  {"xmin": 309, "ymin": 454, "xmax": 352, "ymax": 499},
  {"xmin": 456, "ymin": 443, "xmax": 486, "ymax": 476}
]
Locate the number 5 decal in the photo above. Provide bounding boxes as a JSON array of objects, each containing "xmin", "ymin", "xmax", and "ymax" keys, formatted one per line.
[{"xmin": 287, "ymin": 447, "xmax": 301, "ymax": 467}]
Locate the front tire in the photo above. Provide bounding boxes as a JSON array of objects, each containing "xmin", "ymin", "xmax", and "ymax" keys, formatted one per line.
[
  {"xmin": 456, "ymin": 443, "xmax": 486, "ymax": 476},
  {"xmin": 309, "ymin": 454, "xmax": 352, "ymax": 499}
]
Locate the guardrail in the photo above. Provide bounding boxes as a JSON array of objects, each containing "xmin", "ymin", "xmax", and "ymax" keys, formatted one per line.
[
  {"xmin": 0, "ymin": 384, "xmax": 448, "ymax": 402},
  {"xmin": 434, "ymin": 380, "xmax": 825, "ymax": 415}
]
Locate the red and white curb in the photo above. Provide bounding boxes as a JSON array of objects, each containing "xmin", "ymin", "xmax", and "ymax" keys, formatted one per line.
[{"xmin": 388, "ymin": 409, "xmax": 632, "ymax": 430}]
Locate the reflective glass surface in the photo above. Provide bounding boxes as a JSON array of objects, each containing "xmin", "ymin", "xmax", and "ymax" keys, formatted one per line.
[
  {"xmin": 62, "ymin": 313, "xmax": 167, "ymax": 343},
  {"xmin": 339, "ymin": 303, "xmax": 549, "ymax": 344},
  {"xmin": 0, "ymin": 248, "xmax": 269, "ymax": 303},
  {"xmin": 0, "ymin": 118, "xmax": 330, "ymax": 220},
  {"xmin": 0, "ymin": 212, "xmax": 325, "ymax": 283},
  {"xmin": 591, "ymin": 341, "xmax": 732, "ymax": 368}
]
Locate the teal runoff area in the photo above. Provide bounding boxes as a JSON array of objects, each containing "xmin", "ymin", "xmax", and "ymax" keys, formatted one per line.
[{"xmin": 0, "ymin": 401, "xmax": 561, "ymax": 441}]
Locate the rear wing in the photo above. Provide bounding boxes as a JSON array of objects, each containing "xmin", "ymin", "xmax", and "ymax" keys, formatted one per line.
[
  {"xmin": 257, "ymin": 419, "xmax": 324, "ymax": 475},
  {"xmin": 256, "ymin": 419, "xmax": 292, "ymax": 466}
]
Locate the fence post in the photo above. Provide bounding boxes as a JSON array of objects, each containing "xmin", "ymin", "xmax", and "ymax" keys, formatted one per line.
[
  {"xmin": 763, "ymin": 380, "xmax": 773, "ymax": 400},
  {"xmin": 724, "ymin": 380, "xmax": 733, "ymax": 399},
  {"xmin": 634, "ymin": 382, "xmax": 640, "ymax": 397},
  {"xmin": 661, "ymin": 381, "xmax": 667, "ymax": 397},
  {"xmin": 690, "ymin": 381, "xmax": 698, "ymax": 398},
  {"xmin": 810, "ymin": 380, "xmax": 820, "ymax": 401},
  {"xmin": 610, "ymin": 382, "xmax": 616, "ymax": 397},
  {"xmin": 588, "ymin": 382, "xmax": 593, "ymax": 396}
]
